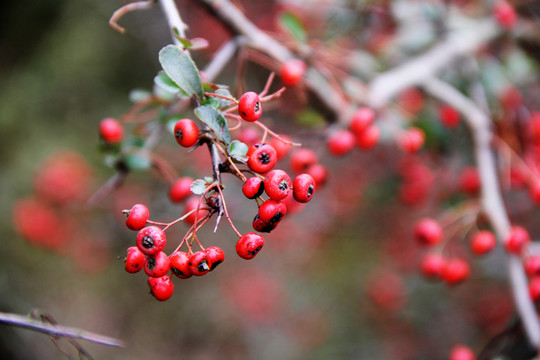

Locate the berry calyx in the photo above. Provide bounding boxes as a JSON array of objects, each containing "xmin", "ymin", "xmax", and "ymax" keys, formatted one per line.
[
  {"xmin": 125, "ymin": 204, "xmax": 149, "ymax": 231},
  {"xmin": 238, "ymin": 92, "xmax": 262, "ymax": 122},
  {"xmin": 144, "ymin": 251, "xmax": 171, "ymax": 277},
  {"xmin": 350, "ymin": 107, "xmax": 375, "ymax": 136},
  {"xmin": 236, "ymin": 233, "xmax": 265, "ymax": 259},
  {"xmin": 327, "ymin": 129, "xmax": 356, "ymax": 156},
  {"xmin": 247, "ymin": 143, "xmax": 277, "ymax": 173},
  {"xmin": 293, "ymin": 173, "xmax": 316, "ymax": 203},
  {"xmin": 136, "ymin": 226, "xmax": 167, "ymax": 255},
  {"xmin": 169, "ymin": 177, "xmax": 194, "ymax": 203},
  {"xmin": 420, "ymin": 253, "xmax": 446, "ymax": 281},
  {"xmin": 125, "ymin": 246, "xmax": 145, "ymax": 273},
  {"xmin": 204, "ymin": 246, "xmax": 225, "ymax": 270},
  {"xmin": 174, "ymin": 119, "xmax": 199, "ymax": 147},
  {"xmin": 264, "ymin": 169, "xmax": 292, "ymax": 201},
  {"xmin": 280, "ymin": 59, "xmax": 306, "ymax": 87},
  {"xmin": 470, "ymin": 230, "xmax": 497, "ymax": 256},
  {"xmin": 188, "ymin": 251, "xmax": 211, "ymax": 276},
  {"xmin": 242, "ymin": 177, "xmax": 265, "ymax": 199},
  {"xmin": 414, "ymin": 218, "xmax": 443, "ymax": 246},
  {"xmin": 442, "ymin": 258, "xmax": 470, "ymax": 286},
  {"xmin": 290, "ymin": 148, "xmax": 318, "ymax": 174},
  {"xmin": 504, "ymin": 225, "xmax": 530, "ymax": 254},
  {"xmin": 170, "ymin": 251, "xmax": 192, "ymax": 279},
  {"xmin": 148, "ymin": 276, "xmax": 174, "ymax": 301},
  {"xmin": 99, "ymin": 118, "xmax": 123, "ymax": 144},
  {"xmin": 258, "ymin": 199, "xmax": 287, "ymax": 224}
]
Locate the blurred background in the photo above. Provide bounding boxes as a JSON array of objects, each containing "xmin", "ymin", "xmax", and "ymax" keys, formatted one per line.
[{"xmin": 1, "ymin": 0, "xmax": 537, "ymax": 359}]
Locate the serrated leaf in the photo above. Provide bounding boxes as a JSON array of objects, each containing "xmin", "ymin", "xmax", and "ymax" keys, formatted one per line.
[
  {"xmin": 158, "ymin": 45, "xmax": 204, "ymax": 100},
  {"xmin": 191, "ymin": 179, "xmax": 207, "ymax": 195},
  {"xmin": 194, "ymin": 105, "xmax": 231, "ymax": 144},
  {"xmin": 154, "ymin": 71, "xmax": 181, "ymax": 94},
  {"xmin": 279, "ymin": 11, "xmax": 307, "ymax": 43},
  {"xmin": 228, "ymin": 140, "xmax": 248, "ymax": 162}
]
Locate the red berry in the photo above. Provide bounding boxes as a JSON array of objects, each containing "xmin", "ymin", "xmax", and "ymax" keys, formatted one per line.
[
  {"xmin": 183, "ymin": 196, "xmax": 210, "ymax": 226},
  {"xmin": 494, "ymin": 1, "xmax": 517, "ymax": 29},
  {"xmin": 500, "ymin": 86, "xmax": 522, "ymax": 111},
  {"xmin": 350, "ymin": 107, "xmax": 375, "ymax": 136},
  {"xmin": 356, "ymin": 124, "xmax": 380, "ymax": 150},
  {"xmin": 268, "ymin": 135, "xmax": 293, "ymax": 160},
  {"xmin": 144, "ymin": 251, "xmax": 171, "ymax": 277},
  {"xmin": 399, "ymin": 127, "xmax": 425, "ymax": 153},
  {"xmin": 247, "ymin": 143, "xmax": 277, "ymax": 173},
  {"xmin": 136, "ymin": 226, "xmax": 167, "ymax": 255},
  {"xmin": 529, "ymin": 112, "xmax": 540, "ymax": 143},
  {"xmin": 264, "ymin": 169, "xmax": 292, "ymax": 201},
  {"xmin": 125, "ymin": 204, "xmax": 149, "ymax": 231},
  {"xmin": 170, "ymin": 251, "xmax": 192, "ymax": 279},
  {"xmin": 293, "ymin": 173, "xmax": 316, "ymax": 203},
  {"xmin": 280, "ymin": 59, "xmax": 306, "ymax": 87},
  {"xmin": 528, "ymin": 179, "xmax": 540, "ymax": 204},
  {"xmin": 442, "ymin": 258, "xmax": 470, "ymax": 285},
  {"xmin": 174, "ymin": 118, "xmax": 199, "ymax": 147},
  {"xmin": 449, "ymin": 345, "xmax": 475, "ymax": 360},
  {"xmin": 398, "ymin": 88, "xmax": 425, "ymax": 114},
  {"xmin": 236, "ymin": 233, "xmax": 265, "ymax": 259},
  {"xmin": 525, "ymin": 255, "xmax": 540, "ymax": 277},
  {"xmin": 327, "ymin": 129, "xmax": 356, "ymax": 156},
  {"xmin": 470, "ymin": 230, "xmax": 497, "ymax": 256},
  {"xmin": 290, "ymin": 148, "xmax": 318, "ymax": 174},
  {"xmin": 305, "ymin": 163, "xmax": 328, "ymax": 187},
  {"xmin": 169, "ymin": 177, "xmax": 194, "ymax": 203},
  {"xmin": 148, "ymin": 275, "xmax": 174, "ymax": 301},
  {"xmin": 258, "ymin": 199, "xmax": 287, "ymax": 224},
  {"xmin": 236, "ymin": 127, "xmax": 261, "ymax": 147},
  {"xmin": 188, "ymin": 250, "xmax": 211, "ymax": 276},
  {"xmin": 99, "ymin": 118, "xmax": 123, "ymax": 144},
  {"xmin": 504, "ymin": 225, "xmax": 530, "ymax": 254},
  {"xmin": 252, "ymin": 214, "xmax": 278, "ymax": 233},
  {"xmin": 242, "ymin": 177, "xmax": 265, "ymax": 199},
  {"xmin": 529, "ymin": 276, "xmax": 540, "ymax": 301},
  {"xmin": 204, "ymin": 246, "xmax": 225, "ymax": 270},
  {"xmin": 420, "ymin": 253, "xmax": 446, "ymax": 281},
  {"xmin": 439, "ymin": 105, "xmax": 460, "ymax": 128},
  {"xmin": 459, "ymin": 167, "xmax": 480, "ymax": 195},
  {"xmin": 125, "ymin": 246, "xmax": 146, "ymax": 273},
  {"xmin": 414, "ymin": 218, "xmax": 443, "ymax": 246},
  {"xmin": 238, "ymin": 92, "xmax": 262, "ymax": 122}
]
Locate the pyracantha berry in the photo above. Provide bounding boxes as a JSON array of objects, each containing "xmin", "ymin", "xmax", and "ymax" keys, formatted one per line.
[
  {"xmin": 144, "ymin": 251, "xmax": 171, "ymax": 277},
  {"xmin": 124, "ymin": 246, "xmax": 145, "ymax": 273},
  {"xmin": 305, "ymin": 163, "xmax": 328, "ymax": 187},
  {"xmin": 529, "ymin": 277, "xmax": 540, "ymax": 301},
  {"xmin": 238, "ymin": 92, "xmax": 262, "ymax": 122},
  {"xmin": 236, "ymin": 127, "xmax": 261, "ymax": 147},
  {"xmin": 327, "ymin": 129, "xmax": 356, "ymax": 156},
  {"xmin": 459, "ymin": 167, "xmax": 480, "ymax": 195},
  {"xmin": 252, "ymin": 214, "xmax": 278, "ymax": 233},
  {"xmin": 356, "ymin": 124, "xmax": 380, "ymax": 150},
  {"xmin": 236, "ymin": 233, "xmax": 265, "ymax": 259},
  {"xmin": 258, "ymin": 199, "xmax": 287, "ymax": 224},
  {"xmin": 148, "ymin": 275, "xmax": 174, "ymax": 301},
  {"xmin": 504, "ymin": 225, "xmax": 530, "ymax": 254},
  {"xmin": 420, "ymin": 253, "xmax": 446, "ymax": 281},
  {"xmin": 525, "ymin": 255, "xmax": 540, "ymax": 277},
  {"xmin": 174, "ymin": 119, "xmax": 199, "ymax": 147},
  {"xmin": 125, "ymin": 203, "xmax": 149, "ymax": 231},
  {"xmin": 449, "ymin": 345, "xmax": 475, "ymax": 360},
  {"xmin": 442, "ymin": 258, "xmax": 470, "ymax": 286},
  {"xmin": 242, "ymin": 177, "xmax": 265, "ymax": 199},
  {"xmin": 494, "ymin": 0, "xmax": 517, "ymax": 29},
  {"xmin": 99, "ymin": 118, "xmax": 123, "ymax": 144},
  {"xmin": 290, "ymin": 148, "xmax": 317, "ymax": 174},
  {"xmin": 170, "ymin": 251, "xmax": 192, "ymax": 279},
  {"xmin": 264, "ymin": 169, "xmax": 292, "ymax": 201},
  {"xmin": 169, "ymin": 177, "xmax": 194, "ymax": 203},
  {"xmin": 399, "ymin": 127, "xmax": 425, "ymax": 153},
  {"xmin": 205, "ymin": 246, "xmax": 225, "ymax": 270},
  {"xmin": 414, "ymin": 218, "xmax": 443, "ymax": 246},
  {"xmin": 183, "ymin": 196, "xmax": 210, "ymax": 226},
  {"xmin": 439, "ymin": 105, "xmax": 460, "ymax": 128},
  {"xmin": 136, "ymin": 226, "xmax": 166, "ymax": 255},
  {"xmin": 470, "ymin": 230, "xmax": 497, "ymax": 256},
  {"xmin": 529, "ymin": 180, "xmax": 540, "ymax": 204},
  {"xmin": 269, "ymin": 135, "xmax": 292, "ymax": 160},
  {"xmin": 293, "ymin": 173, "xmax": 316, "ymax": 203},
  {"xmin": 280, "ymin": 59, "xmax": 306, "ymax": 87},
  {"xmin": 350, "ymin": 107, "xmax": 375, "ymax": 136},
  {"xmin": 247, "ymin": 143, "xmax": 277, "ymax": 173},
  {"xmin": 188, "ymin": 250, "xmax": 211, "ymax": 276}
]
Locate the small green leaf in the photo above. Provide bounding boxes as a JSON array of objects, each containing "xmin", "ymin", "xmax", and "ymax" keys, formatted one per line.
[
  {"xmin": 123, "ymin": 153, "xmax": 151, "ymax": 171},
  {"xmin": 279, "ymin": 11, "xmax": 307, "ymax": 43},
  {"xmin": 228, "ymin": 140, "xmax": 248, "ymax": 162},
  {"xmin": 154, "ymin": 71, "xmax": 181, "ymax": 94},
  {"xmin": 129, "ymin": 89, "xmax": 152, "ymax": 103},
  {"xmin": 191, "ymin": 179, "xmax": 207, "ymax": 195},
  {"xmin": 204, "ymin": 176, "xmax": 214, "ymax": 183},
  {"xmin": 158, "ymin": 45, "xmax": 204, "ymax": 100},
  {"xmin": 194, "ymin": 105, "xmax": 231, "ymax": 144}
]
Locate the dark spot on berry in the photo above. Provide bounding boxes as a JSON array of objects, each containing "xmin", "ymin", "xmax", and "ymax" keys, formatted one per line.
[
  {"xmin": 258, "ymin": 152, "xmax": 270, "ymax": 165},
  {"xmin": 248, "ymin": 246, "xmax": 262, "ymax": 256},
  {"xmin": 197, "ymin": 260, "xmax": 210, "ymax": 273},
  {"xmin": 278, "ymin": 180, "xmax": 289, "ymax": 191},
  {"xmin": 270, "ymin": 212, "xmax": 283, "ymax": 224},
  {"xmin": 171, "ymin": 267, "xmax": 187, "ymax": 277},
  {"xmin": 307, "ymin": 185, "xmax": 314, "ymax": 197},
  {"xmin": 254, "ymin": 102, "xmax": 261, "ymax": 113},
  {"xmin": 147, "ymin": 256, "xmax": 156, "ymax": 270},
  {"xmin": 210, "ymin": 260, "xmax": 222, "ymax": 270},
  {"xmin": 241, "ymin": 111, "xmax": 247, "ymax": 117},
  {"xmin": 142, "ymin": 235, "xmax": 155, "ymax": 249},
  {"xmin": 175, "ymin": 129, "xmax": 183, "ymax": 141}
]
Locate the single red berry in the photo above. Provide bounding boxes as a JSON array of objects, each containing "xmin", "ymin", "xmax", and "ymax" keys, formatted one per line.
[
  {"xmin": 136, "ymin": 226, "xmax": 167, "ymax": 255},
  {"xmin": 144, "ymin": 251, "xmax": 171, "ymax": 277},
  {"xmin": 504, "ymin": 225, "xmax": 530, "ymax": 254},
  {"xmin": 494, "ymin": 1, "xmax": 517, "ymax": 29},
  {"xmin": 183, "ymin": 196, "xmax": 210, "ymax": 226},
  {"xmin": 99, "ymin": 118, "xmax": 123, "ymax": 144},
  {"xmin": 258, "ymin": 199, "xmax": 287, "ymax": 224},
  {"xmin": 442, "ymin": 258, "xmax": 470, "ymax": 286},
  {"xmin": 169, "ymin": 177, "xmax": 194, "ymax": 203},
  {"xmin": 124, "ymin": 246, "xmax": 146, "ymax": 273},
  {"xmin": 174, "ymin": 119, "xmax": 199, "ymax": 147},
  {"xmin": 459, "ymin": 167, "xmax": 480, "ymax": 195},
  {"xmin": 238, "ymin": 92, "xmax": 262, "ymax": 122},
  {"xmin": 204, "ymin": 246, "xmax": 225, "ymax": 270},
  {"xmin": 414, "ymin": 218, "xmax": 443, "ymax": 246},
  {"xmin": 327, "ymin": 129, "xmax": 356, "ymax": 156},
  {"xmin": 170, "ymin": 251, "xmax": 192, "ymax": 279},
  {"xmin": 236, "ymin": 127, "xmax": 261, "ymax": 147},
  {"xmin": 242, "ymin": 177, "xmax": 265, "ymax": 199},
  {"xmin": 420, "ymin": 253, "xmax": 446, "ymax": 281},
  {"xmin": 280, "ymin": 59, "xmax": 306, "ymax": 87},
  {"xmin": 188, "ymin": 250, "xmax": 211, "ymax": 276},
  {"xmin": 290, "ymin": 148, "xmax": 318, "ymax": 174},
  {"xmin": 252, "ymin": 214, "xmax": 278, "ymax": 233},
  {"xmin": 269, "ymin": 135, "xmax": 293, "ymax": 160},
  {"xmin": 247, "ymin": 143, "xmax": 277, "ymax": 173},
  {"xmin": 439, "ymin": 105, "xmax": 460, "ymax": 128},
  {"xmin": 365, "ymin": 270, "xmax": 406, "ymax": 312},
  {"xmin": 125, "ymin": 203, "xmax": 149, "ymax": 231},
  {"xmin": 470, "ymin": 230, "xmax": 497, "ymax": 256},
  {"xmin": 399, "ymin": 127, "xmax": 425, "ymax": 153},
  {"xmin": 529, "ymin": 277, "xmax": 540, "ymax": 301},
  {"xmin": 305, "ymin": 163, "xmax": 328, "ymax": 187},
  {"xmin": 525, "ymin": 255, "xmax": 540, "ymax": 277},
  {"xmin": 264, "ymin": 169, "xmax": 292, "ymax": 201},
  {"xmin": 236, "ymin": 233, "xmax": 265, "ymax": 259},
  {"xmin": 148, "ymin": 275, "xmax": 174, "ymax": 301},
  {"xmin": 293, "ymin": 173, "xmax": 316, "ymax": 203},
  {"xmin": 449, "ymin": 345, "xmax": 475, "ymax": 360},
  {"xmin": 530, "ymin": 112, "xmax": 540, "ymax": 143},
  {"xmin": 356, "ymin": 124, "xmax": 380, "ymax": 150},
  {"xmin": 528, "ymin": 179, "xmax": 540, "ymax": 204},
  {"xmin": 350, "ymin": 107, "xmax": 375, "ymax": 136}
]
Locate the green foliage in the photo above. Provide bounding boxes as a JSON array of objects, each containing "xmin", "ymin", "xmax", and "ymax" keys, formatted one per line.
[
  {"xmin": 194, "ymin": 105, "xmax": 231, "ymax": 145},
  {"xmin": 158, "ymin": 45, "xmax": 204, "ymax": 101}
]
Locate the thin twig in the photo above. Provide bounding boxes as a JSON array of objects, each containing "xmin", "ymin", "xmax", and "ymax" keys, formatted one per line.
[{"xmin": 109, "ymin": 0, "xmax": 156, "ymax": 34}]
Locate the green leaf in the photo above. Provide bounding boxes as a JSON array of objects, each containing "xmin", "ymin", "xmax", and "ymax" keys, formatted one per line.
[
  {"xmin": 194, "ymin": 105, "xmax": 231, "ymax": 145},
  {"xmin": 191, "ymin": 179, "xmax": 207, "ymax": 195},
  {"xmin": 279, "ymin": 11, "xmax": 307, "ymax": 43},
  {"xmin": 154, "ymin": 71, "xmax": 181, "ymax": 94},
  {"xmin": 204, "ymin": 176, "xmax": 214, "ymax": 183},
  {"xmin": 123, "ymin": 153, "xmax": 151, "ymax": 171},
  {"xmin": 158, "ymin": 45, "xmax": 204, "ymax": 100},
  {"xmin": 227, "ymin": 140, "xmax": 248, "ymax": 162}
]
